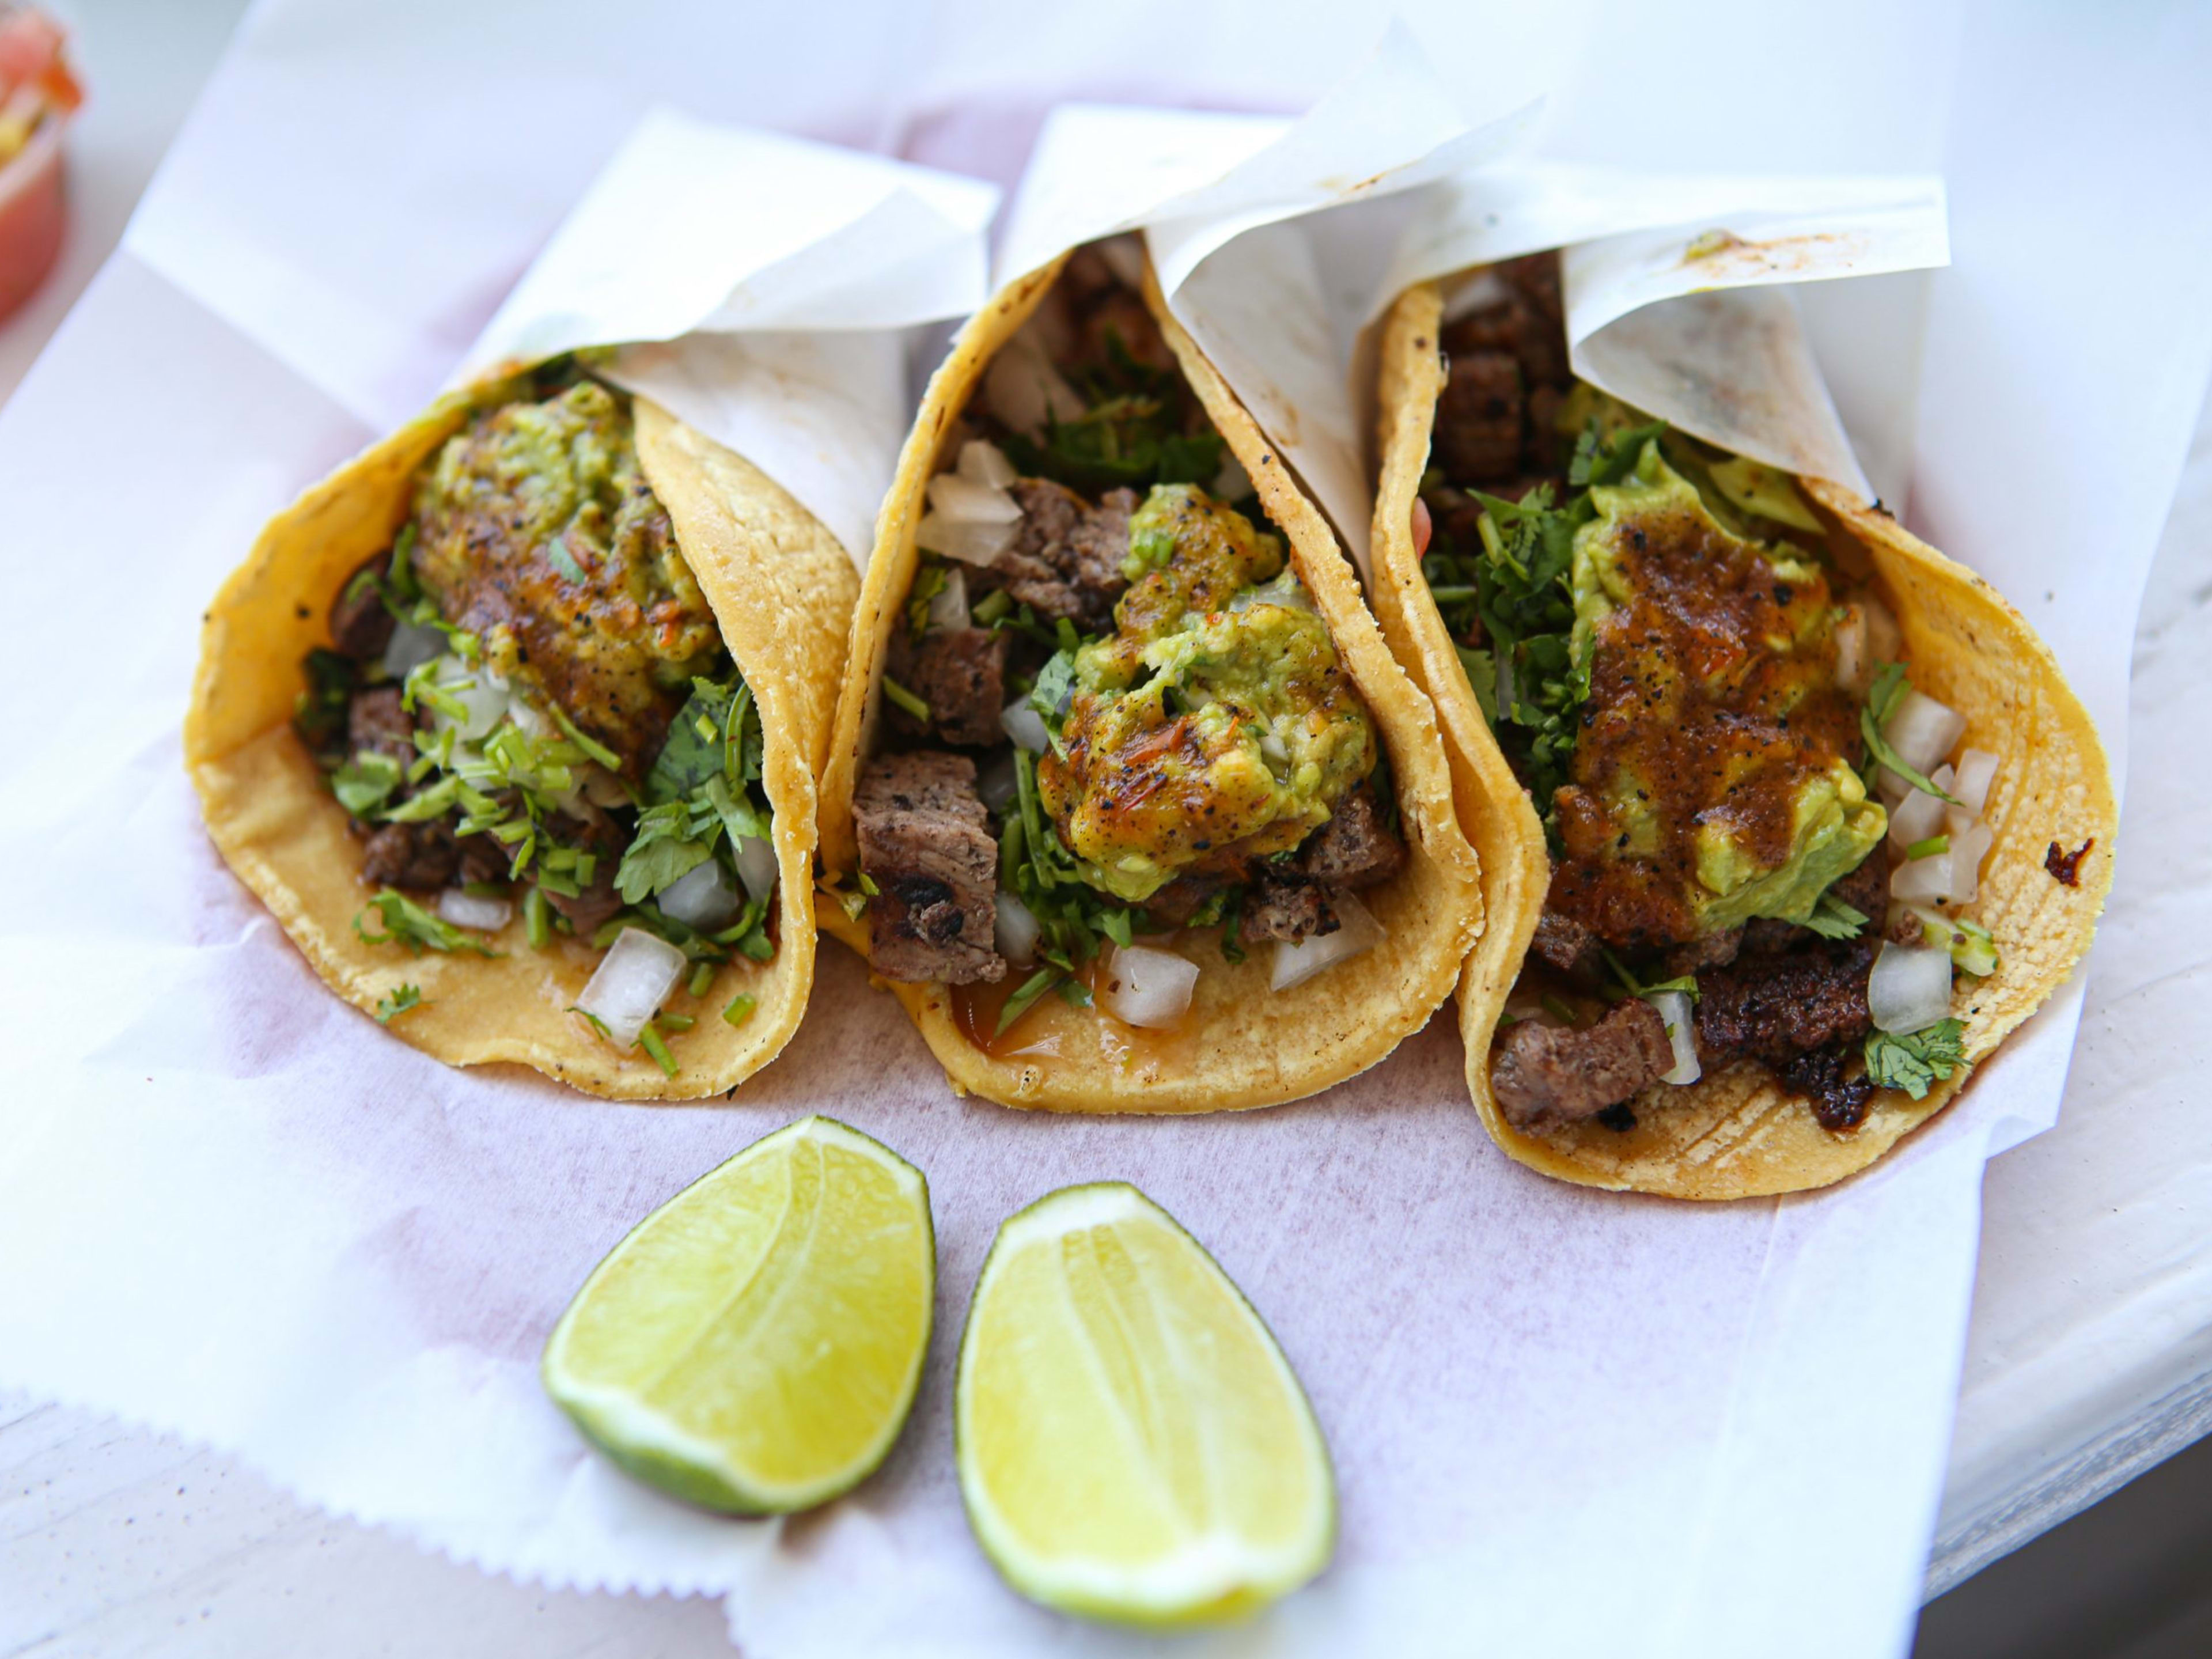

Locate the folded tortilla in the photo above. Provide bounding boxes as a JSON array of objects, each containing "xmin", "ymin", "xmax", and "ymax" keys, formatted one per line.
[
  {"xmin": 817, "ymin": 250, "xmax": 1483, "ymax": 1114},
  {"xmin": 186, "ymin": 367, "xmax": 858, "ymax": 1100},
  {"xmin": 1369, "ymin": 277, "xmax": 2115, "ymax": 1198}
]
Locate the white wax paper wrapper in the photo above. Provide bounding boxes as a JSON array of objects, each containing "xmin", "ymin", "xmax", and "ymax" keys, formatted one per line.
[
  {"xmin": 456, "ymin": 108, "xmax": 995, "ymax": 563},
  {"xmin": 1, "ymin": 4, "xmax": 2209, "ymax": 1659}
]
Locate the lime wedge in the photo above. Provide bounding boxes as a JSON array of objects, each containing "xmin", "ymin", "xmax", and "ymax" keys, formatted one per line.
[
  {"xmin": 955, "ymin": 1182, "xmax": 1335, "ymax": 1627},
  {"xmin": 543, "ymin": 1115, "xmax": 934, "ymax": 1514}
]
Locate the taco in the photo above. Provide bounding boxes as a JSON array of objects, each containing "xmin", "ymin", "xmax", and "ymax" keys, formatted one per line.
[
  {"xmin": 1369, "ymin": 255, "xmax": 2115, "ymax": 1198},
  {"xmin": 187, "ymin": 354, "xmax": 859, "ymax": 1100},
  {"xmin": 816, "ymin": 239, "xmax": 1481, "ymax": 1113}
]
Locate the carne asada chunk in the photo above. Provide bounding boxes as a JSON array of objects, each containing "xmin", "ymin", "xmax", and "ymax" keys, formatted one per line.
[
  {"xmin": 1694, "ymin": 937, "xmax": 1876, "ymax": 1067},
  {"xmin": 972, "ymin": 480, "xmax": 1135, "ymax": 632},
  {"xmin": 1293, "ymin": 788, "xmax": 1405, "ymax": 888},
  {"xmin": 362, "ymin": 820, "xmax": 460, "ymax": 891},
  {"xmin": 538, "ymin": 805, "xmax": 627, "ymax": 934},
  {"xmin": 1239, "ymin": 872, "xmax": 1336, "ymax": 946},
  {"xmin": 1493, "ymin": 999, "xmax": 1674, "ymax": 1130},
  {"xmin": 1434, "ymin": 350, "xmax": 1524, "ymax": 484},
  {"xmin": 855, "ymin": 751, "xmax": 1006, "ymax": 985},
  {"xmin": 1662, "ymin": 926, "xmax": 1744, "ymax": 978},
  {"xmin": 1141, "ymin": 874, "xmax": 1226, "ymax": 929},
  {"xmin": 1782, "ymin": 1040, "xmax": 1878, "ymax": 1132},
  {"xmin": 887, "ymin": 626, "xmax": 1007, "ymax": 748},
  {"xmin": 1529, "ymin": 909, "xmax": 1605, "ymax": 983},
  {"xmin": 329, "ymin": 554, "xmax": 395, "ymax": 662},
  {"xmin": 347, "ymin": 687, "xmax": 418, "ymax": 764}
]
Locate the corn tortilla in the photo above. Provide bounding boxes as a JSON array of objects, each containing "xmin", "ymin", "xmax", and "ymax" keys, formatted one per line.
[
  {"xmin": 1369, "ymin": 278, "xmax": 2116, "ymax": 1198},
  {"xmin": 818, "ymin": 251, "xmax": 1483, "ymax": 1114},
  {"xmin": 185, "ymin": 369, "xmax": 859, "ymax": 1101}
]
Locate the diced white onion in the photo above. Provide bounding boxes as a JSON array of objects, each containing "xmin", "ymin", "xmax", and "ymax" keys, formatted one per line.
[
  {"xmin": 507, "ymin": 698, "xmax": 553, "ymax": 740},
  {"xmin": 1100, "ymin": 944, "xmax": 1200, "ymax": 1029},
  {"xmin": 381, "ymin": 620, "xmax": 446, "ymax": 679},
  {"xmin": 1948, "ymin": 821, "xmax": 1994, "ymax": 906},
  {"xmin": 927, "ymin": 471, "xmax": 1022, "ymax": 528},
  {"xmin": 926, "ymin": 564, "xmax": 971, "ymax": 633},
  {"xmin": 916, "ymin": 486, "xmax": 1021, "ymax": 567},
  {"xmin": 1868, "ymin": 941, "xmax": 1955, "ymax": 1035},
  {"xmin": 1001, "ymin": 698, "xmax": 1050, "ymax": 754},
  {"xmin": 1833, "ymin": 598, "xmax": 1900, "ymax": 692},
  {"xmin": 1887, "ymin": 767, "xmax": 1952, "ymax": 851},
  {"xmin": 436, "ymin": 888, "xmax": 512, "ymax": 932},
  {"xmin": 1259, "ymin": 731, "xmax": 1290, "ymax": 764},
  {"xmin": 581, "ymin": 768, "xmax": 632, "ymax": 808},
  {"xmin": 660, "ymin": 858, "xmax": 740, "ymax": 929},
  {"xmin": 1890, "ymin": 849, "xmax": 1954, "ymax": 906},
  {"xmin": 957, "ymin": 439, "xmax": 1017, "ymax": 490},
  {"xmin": 983, "ymin": 332, "xmax": 1085, "ymax": 437},
  {"xmin": 426, "ymin": 655, "xmax": 509, "ymax": 743},
  {"xmin": 732, "ymin": 833, "xmax": 778, "ymax": 903},
  {"xmin": 976, "ymin": 752, "xmax": 1018, "ymax": 814},
  {"xmin": 1211, "ymin": 450, "xmax": 1251, "ymax": 501},
  {"xmin": 1649, "ymin": 990, "xmax": 1700, "ymax": 1086},
  {"xmin": 1952, "ymin": 748, "xmax": 1999, "ymax": 816},
  {"xmin": 995, "ymin": 892, "xmax": 1040, "ymax": 967},
  {"xmin": 1271, "ymin": 891, "xmax": 1388, "ymax": 992},
  {"xmin": 1883, "ymin": 689, "xmax": 1968, "ymax": 777},
  {"xmin": 575, "ymin": 927, "xmax": 687, "ymax": 1050},
  {"xmin": 1227, "ymin": 570, "xmax": 1313, "ymax": 614}
]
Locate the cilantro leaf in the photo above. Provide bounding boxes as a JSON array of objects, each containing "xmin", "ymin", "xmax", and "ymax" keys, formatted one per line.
[
  {"xmin": 1802, "ymin": 891, "xmax": 1870, "ymax": 940},
  {"xmin": 615, "ymin": 799, "xmax": 713, "ymax": 904},
  {"xmin": 1863, "ymin": 1017, "xmax": 1967, "ymax": 1100},
  {"xmin": 333, "ymin": 751, "xmax": 404, "ymax": 817},
  {"xmin": 373, "ymin": 983, "xmax": 425, "ymax": 1024},
  {"xmin": 355, "ymin": 890, "xmax": 502, "ymax": 958}
]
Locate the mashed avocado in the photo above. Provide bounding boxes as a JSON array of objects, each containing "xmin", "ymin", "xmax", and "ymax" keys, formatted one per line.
[
  {"xmin": 1547, "ymin": 442, "xmax": 1884, "ymax": 946},
  {"xmin": 412, "ymin": 377, "xmax": 724, "ymax": 773},
  {"xmin": 1038, "ymin": 486, "xmax": 1376, "ymax": 903}
]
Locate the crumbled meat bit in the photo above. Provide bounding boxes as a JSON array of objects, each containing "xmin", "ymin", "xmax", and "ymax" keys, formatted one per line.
[
  {"xmin": 539, "ymin": 806, "xmax": 626, "ymax": 934},
  {"xmin": 1781, "ymin": 1041, "xmax": 1878, "ymax": 1132},
  {"xmin": 2046, "ymin": 838, "xmax": 2094, "ymax": 887},
  {"xmin": 971, "ymin": 480, "xmax": 1134, "ymax": 632},
  {"xmin": 1441, "ymin": 290, "xmax": 1569, "ymax": 396},
  {"xmin": 1294, "ymin": 789, "xmax": 1404, "ymax": 889},
  {"xmin": 1141, "ymin": 874, "xmax": 1225, "ymax": 929},
  {"xmin": 1529, "ymin": 909, "xmax": 1605, "ymax": 984},
  {"xmin": 887, "ymin": 627, "xmax": 1007, "ymax": 748},
  {"xmin": 457, "ymin": 834, "xmax": 511, "ymax": 889},
  {"xmin": 362, "ymin": 820, "xmax": 460, "ymax": 891},
  {"xmin": 328, "ymin": 554, "xmax": 395, "ymax": 662},
  {"xmin": 1695, "ymin": 938, "xmax": 1876, "ymax": 1067},
  {"xmin": 347, "ymin": 687, "xmax": 418, "ymax": 763},
  {"xmin": 1492, "ymin": 1000, "xmax": 1674, "ymax": 1130},
  {"xmin": 1239, "ymin": 872, "xmax": 1336, "ymax": 945},
  {"xmin": 854, "ymin": 752, "xmax": 1006, "ymax": 985},
  {"xmin": 1434, "ymin": 350, "xmax": 1524, "ymax": 484},
  {"xmin": 1497, "ymin": 251, "xmax": 1563, "ymax": 326},
  {"xmin": 1662, "ymin": 926, "xmax": 1743, "ymax": 978}
]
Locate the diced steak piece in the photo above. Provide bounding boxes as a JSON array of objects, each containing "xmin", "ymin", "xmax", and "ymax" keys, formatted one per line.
[
  {"xmin": 362, "ymin": 820, "xmax": 460, "ymax": 891},
  {"xmin": 1141, "ymin": 875, "xmax": 1225, "ymax": 929},
  {"xmin": 1491, "ymin": 999, "xmax": 1674, "ymax": 1131},
  {"xmin": 1497, "ymin": 251, "xmax": 1563, "ymax": 327},
  {"xmin": 1695, "ymin": 938, "xmax": 1877, "ymax": 1067},
  {"xmin": 855, "ymin": 752, "xmax": 1006, "ymax": 985},
  {"xmin": 1529, "ymin": 910, "xmax": 1604, "ymax": 983},
  {"xmin": 1443, "ymin": 291, "xmax": 1569, "ymax": 392},
  {"xmin": 1239, "ymin": 872, "xmax": 1336, "ymax": 946},
  {"xmin": 456, "ymin": 833, "xmax": 511, "ymax": 888},
  {"xmin": 1294, "ymin": 789, "xmax": 1404, "ymax": 889},
  {"xmin": 1663, "ymin": 926, "xmax": 1743, "ymax": 978},
  {"xmin": 886, "ymin": 627, "xmax": 1007, "ymax": 748},
  {"xmin": 1782, "ymin": 1040, "xmax": 1878, "ymax": 1132},
  {"xmin": 347, "ymin": 687, "xmax": 418, "ymax": 763},
  {"xmin": 329, "ymin": 553, "xmax": 395, "ymax": 662},
  {"xmin": 544, "ymin": 873, "xmax": 623, "ymax": 937},
  {"xmin": 540, "ymin": 806, "xmax": 627, "ymax": 935},
  {"xmin": 976, "ymin": 480, "xmax": 1135, "ymax": 632},
  {"xmin": 1434, "ymin": 350, "xmax": 1524, "ymax": 484}
]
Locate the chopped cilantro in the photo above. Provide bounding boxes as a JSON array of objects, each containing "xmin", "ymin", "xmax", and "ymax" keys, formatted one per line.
[
  {"xmin": 722, "ymin": 993, "xmax": 757, "ymax": 1027},
  {"xmin": 1863, "ymin": 1017, "xmax": 1967, "ymax": 1100},
  {"xmin": 907, "ymin": 561, "xmax": 948, "ymax": 637},
  {"xmin": 971, "ymin": 588, "xmax": 1014, "ymax": 626},
  {"xmin": 996, "ymin": 967, "xmax": 1059, "ymax": 1036},
  {"xmin": 1861, "ymin": 664, "xmax": 1962, "ymax": 805},
  {"xmin": 547, "ymin": 700, "xmax": 620, "ymax": 771},
  {"xmin": 1803, "ymin": 891, "xmax": 1870, "ymax": 940},
  {"xmin": 333, "ymin": 751, "xmax": 404, "ymax": 816},
  {"xmin": 882, "ymin": 675, "xmax": 930, "ymax": 723},
  {"xmin": 997, "ymin": 329, "xmax": 1226, "ymax": 494},
  {"xmin": 373, "ymin": 983, "xmax": 424, "ymax": 1024},
  {"xmin": 355, "ymin": 890, "xmax": 502, "ymax": 958},
  {"xmin": 570, "ymin": 1005, "xmax": 613, "ymax": 1041},
  {"xmin": 658, "ymin": 1012, "xmax": 696, "ymax": 1033},
  {"xmin": 524, "ymin": 884, "xmax": 551, "ymax": 949},
  {"xmin": 1906, "ymin": 834, "xmax": 1950, "ymax": 861},
  {"xmin": 687, "ymin": 961, "xmax": 715, "ymax": 999},
  {"xmin": 1950, "ymin": 918, "xmax": 1999, "ymax": 978}
]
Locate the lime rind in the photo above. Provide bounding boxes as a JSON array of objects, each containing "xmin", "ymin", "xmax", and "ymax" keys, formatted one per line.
[
  {"xmin": 543, "ymin": 1113, "xmax": 934, "ymax": 1516},
  {"xmin": 954, "ymin": 1180, "xmax": 1336, "ymax": 1627}
]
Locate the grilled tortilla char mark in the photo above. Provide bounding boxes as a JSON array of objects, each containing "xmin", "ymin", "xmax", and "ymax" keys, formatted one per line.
[
  {"xmin": 1493, "ymin": 999, "xmax": 1675, "ymax": 1131},
  {"xmin": 855, "ymin": 751, "xmax": 1006, "ymax": 986}
]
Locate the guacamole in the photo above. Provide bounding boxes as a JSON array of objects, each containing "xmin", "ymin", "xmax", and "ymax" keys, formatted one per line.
[
  {"xmin": 413, "ymin": 378, "xmax": 724, "ymax": 774},
  {"xmin": 1037, "ymin": 486, "xmax": 1377, "ymax": 903},
  {"xmin": 1546, "ymin": 443, "xmax": 1884, "ymax": 948}
]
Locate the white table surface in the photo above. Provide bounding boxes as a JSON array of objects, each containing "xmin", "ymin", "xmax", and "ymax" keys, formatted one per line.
[{"xmin": 3, "ymin": 2, "xmax": 2208, "ymax": 1652}]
